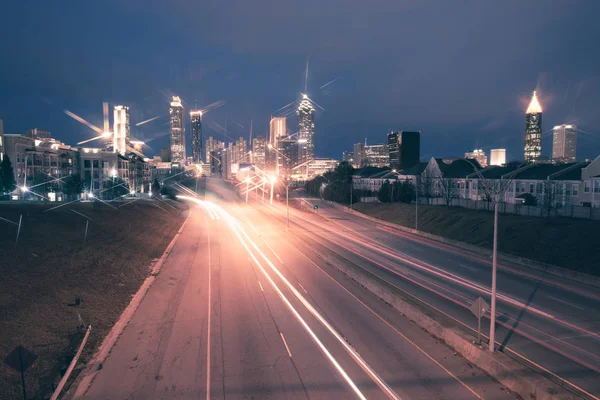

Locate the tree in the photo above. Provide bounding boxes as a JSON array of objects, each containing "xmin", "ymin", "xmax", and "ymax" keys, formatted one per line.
[
  {"xmin": 106, "ymin": 177, "xmax": 129, "ymax": 199},
  {"xmin": 541, "ymin": 180, "xmax": 558, "ymax": 217},
  {"xmin": 521, "ymin": 193, "xmax": 538, "ymax": 206},
  {"xmin": 439, "ymin": 178, "xmax": 458, "ymax": 207},
  {"xmin": 63, "ymin": 174, "xmax": 85, "ymax": 199},
  {"xmin": 377, "ymin": 180, "xmax": 392, "ymax": 203},
  {"xmin": 419, "ymin": 175, "xmax": 434, "ymax": 204},
  {"xmin": 0, "ymin": 155, "xmax": 17, "ymax": 193},
  {"xmin": 152, "ymin": 178, "xmax": 161, "ymax": 196},
  {"xmin": 398, "ymin": 179, "xmax": 416, "ymax": 203}
]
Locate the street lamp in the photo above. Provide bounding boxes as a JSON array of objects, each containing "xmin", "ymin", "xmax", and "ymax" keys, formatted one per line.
[{"xmin": 245, "ymin": 177, "xmax": 251, "ymax": 203}]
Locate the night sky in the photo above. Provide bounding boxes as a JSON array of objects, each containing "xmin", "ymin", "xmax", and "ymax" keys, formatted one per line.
[{"xmin": 2, "ymin": 0, "xmax": 600, "ymax": 162}]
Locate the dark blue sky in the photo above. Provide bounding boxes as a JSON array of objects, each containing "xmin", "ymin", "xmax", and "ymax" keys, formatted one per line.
[{"xmin": 2, "ymin": 0, "xmax": 600, "ymax": 161}]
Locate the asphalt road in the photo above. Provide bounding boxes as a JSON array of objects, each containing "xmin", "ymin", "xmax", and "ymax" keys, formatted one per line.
[
  {"xmin": 79, "ymin": 178, "xmax": 516, "ymax": 400},
  {"xmin": 264, "ymin": 191, "xmax": 600, "ymax": 399}
]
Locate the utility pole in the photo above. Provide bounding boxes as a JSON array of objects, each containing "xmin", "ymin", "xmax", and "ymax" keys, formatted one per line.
[
  {"xmin": 415, "ymin": 178, "xmax": 419, "ymax": 231},
  {"xmin": 489, "ymin": 195, "xmax": 499, "ymax": 352}
]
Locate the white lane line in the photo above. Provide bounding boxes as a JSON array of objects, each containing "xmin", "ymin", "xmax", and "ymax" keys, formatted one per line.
[
  {"xmin": 298, "ymin": 282, "xmax": 308, "ymax": 294},
  {"xmin": 241, "ymin": 210, "xmax": 284, "ymax": 263},
  {"xmin": 280, "ymin": 332, "xmax": 293, "ymax": 358},
  {"xmin": 258, "ymin": 281, "xmax": 264, "ymax": 292},
  {"xmin": 548, "ymin": 296, "xmax": 585, "ymax": 311},
  {"xmin": 457, "ymin": 263, "xmax": 478, "ymax": 272},
  {"xmin": 206, "ymin": 224, "xmax": 212, "ymax": 400}
]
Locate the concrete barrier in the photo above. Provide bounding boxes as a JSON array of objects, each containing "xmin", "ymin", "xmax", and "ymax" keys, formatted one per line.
[
  {"xmin": 314, "ymin": 247, "xmax": 582, "ymax": 400},
  {"xmin": 329, "ymin": 202, "xmax": 600, "ymax": 289}
]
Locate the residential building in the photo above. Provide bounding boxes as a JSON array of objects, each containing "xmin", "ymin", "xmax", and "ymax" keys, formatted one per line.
[
  {"xmin": 353, "ymin": 142, "xmax": 364, "ymax": 168},
  {"xmin": 579, "ymin": 156, "xmax": 600, "ymax": 208},
  {"xmin": 552, "ymin": 124, "xmax": 577, "ymax": 163},
  {"xmin": 352, "ymin": 168, "xmax": 398, "ymax": 192},
  {"xmin": 464, "ymin": 149, "xmax": 487, "ymax": 168},
  {"xmin": 205, "ymin": 136, "xmax": 224, "ymax": 166},
  {"xmin": 113, "ymin": 105, "xmax": 130, "ymax": 154},
  {"xmin": 169, "ymin": 96, "xmax": 186, "ymax": 163},
  {"xmin": 27, "ymin": 128, "xmax": 51, "ymax": 140},
  {"xmin": 233, "ymin": 137, "xmax": 248, "ymax": 163},
  {"xmin": 388, "ymin": 131, "xmax": 420, "ymax": 170},
  {"xmin": 490, "ymin": 149, "xmax": 506, "ymax": 166},
  {"xmin": 252, "ymin": 136, "xmax": 267, "ymax": 170},
  {"xmin": 190, "ymin": 110, "xmax": 203, "ymax": 163},
  {"xmin": 524, "ymin": 91, "xmax": 542, "ymax": 162},
  {"xmin": 297, "ymin": 94, "xmax": 315, "ymax": 165}
]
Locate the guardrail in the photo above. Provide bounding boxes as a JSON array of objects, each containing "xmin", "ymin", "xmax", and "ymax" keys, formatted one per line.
[{"xmin": 50, "ymin": 325, "xmax": 91, "ymax": 400}]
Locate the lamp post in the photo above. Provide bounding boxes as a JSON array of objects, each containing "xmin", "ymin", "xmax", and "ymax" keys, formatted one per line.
[
  {"xmin": 262, "ymin": 177, "xmax": 267, "ymax": 203},
  {"xmin": 245, "ymin": 177, "xmax": 250, "ymax": 203}
]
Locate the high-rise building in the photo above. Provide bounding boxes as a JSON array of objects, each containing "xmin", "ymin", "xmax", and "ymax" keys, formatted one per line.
[
  {"xmin": 190, "ymin": 110, "xmax": 203, "ymax": 163},
  {"xmin": 552, "ymin": 124, "xmax": 577, "ymax": 163},
  {"xmin": 233, "ymin": 137, "xmax": 248, "ymax": 163},
  {"xmin": 252, "ymin": 136, "xmax": 267, "ymax": 170},
  {"xmin": 490, "ymin": 149, "xmax": 506, "ymax": 166},
  {"xmin": 206, "ymin": 136, "xmax": 224, "ymax": 165},
  {"xmin": 169, "ymin": 96, "xmax": 186, "ymax": 163},
  {"xmin": 353, "ymin": 142, "xmax": 365, "ymax": 168},
  {"xmin": 388, "ymin": 131, "xmax": 420, "ymax": 170},
  {"xmin": 297, "ymin": 94, "xmax": 315, "ymax": 165},
  {"xmin": 161, "ymin": 147, "xmax": 171, "ymax": 162},
  {"xmin": 524, "ymin": 91, "xmax": 542, "ymax": 162},
  {"xmin": 365, "ymin": 144, "xmax": 389, "ymax": 167},
  {"xmin": 342, "ymin": 151, "xmax": 354, "ymax": 165},
  {"xmin": 269, "ymin": 117, "xmax": 286, "ymax": 174},
  {"xmin": 113, "ymin": 105, "xmax": 130, "ymax": 154},
  {"xmin": 464, "ymin": 149, "xmax": 488, "ymax": 168},
  {"xmin": 279, "ymin": 136, "xmax": 297, "ymax": 177}
]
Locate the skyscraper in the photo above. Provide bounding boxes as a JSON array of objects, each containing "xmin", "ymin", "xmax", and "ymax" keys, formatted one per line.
[
  {"xmin": 190, "ymin": 110, "xmax": 203, "ymax": 163},
  {"xmin": 524, "ymin": 91, "xmax": 542, "ymax": 162},
  {"xmin": 464, "ymin": 149, "xmax": 488, "ymax": 168},
  {"xmin": 490, "ymin": 149, "xmax": 506, "ymax": 166},
  {"xmin": 233, "ymin": 137, "xmax": 248, "ymax": 163},
  {"xmin": 252, "ymin": 136, "xmax": 267, "ymax": 170},
  {"xmin": 388, "ymin": 131, "xmax": 420, "ymax": 170},
  {"xmin": 113, "ymin": 105, "xmax": 130, "ymax": 154},
  {"xmin": 206, "ymin": 136, "xmax": 224, "ymax": 165},
  {"xmin": 297, "ymin": 94, "xmax": 315, "ymax": 165},
  {"xmin": 353, "ymin": 142, "xmax": 365, "ymax": 168},
  {"xmin": 365, "ymin": 143, "xmax": 389, "ymax": 167},
  {"xmin": 269, "ymin": 117, "xmax": 286, "ymax": 174},
  {"xmin": 169, "ymin": 96, "xmax": 185, "ymax": 163},
  {"xmin": 552, "ymin": 124, "xmax": 577, "ymax": 163}
]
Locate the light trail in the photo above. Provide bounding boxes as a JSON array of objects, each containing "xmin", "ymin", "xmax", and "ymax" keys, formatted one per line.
[
  {"xmin": 320, "ymin": 77, "xmax": 339, "ymax": 89},
  {"xmin": 135, "ymin": 115, "xmax": 163, "ymax": 126},
  {"xmin": 64, "ymin": 110, "xmax": 103, "ymax": 134}
]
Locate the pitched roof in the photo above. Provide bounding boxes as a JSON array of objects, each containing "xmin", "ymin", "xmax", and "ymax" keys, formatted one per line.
[
  {"xmin": 400, "ymin": 162, "xmax": 428, "ymax": 175},
  {"xmin": 435, "ymin": 158, "xmax": 482, "ymax": 178},
  {"xmin": 550, "ymin": 162, "xmax": 590, "ymax": 180},
  {"xmin": 512, "ymin": 163, "xmax": 576, "ymax": 180},
  {"xmin": 467, "ymin": 165, "xmax": 519, "ymax": 179}
]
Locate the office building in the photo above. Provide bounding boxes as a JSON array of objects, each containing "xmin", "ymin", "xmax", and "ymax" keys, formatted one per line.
[
  {"xmin": 297, "ymin": 94, "xmax": 315, "ymax": 165},
  {"xmin": 233, "ymin": 137, "xmax": 248, "ymax": 163},
  {"xmin": 552, "ymin": 124, "xmax": 577, "ymax": 163},
  {"xmin": 342, "ymin": 151, "xmax": 354, "ymax": 165},
  {"xmin": 388, "ymin": 131, "xmax": 420, "ymax": 170},
  {"xmin": 161, "ymin": 147, "xmax": 171, "ymax": 162},
  {"xmin": 252, "ymin": 136, "xmax": 267, "ymax": 170},
  {"xmin": 169, "ymin": 96, "xmax": 185, "ymax": 163},
  {"xmin": 464, "ymin": 149, "xmax": 488, "ymax": 168},
  {"xmin": 524, "ymin": 91, "xmax": 542, "ymax": 162},
  {"xmin": 113, "ymin": 105, "xmax": 130, "ymax": 155},
  {"xmin": 269, "ymin": 117, "xmax": 286, "ymax": 174},
  {"xmin": 190, "ymin": 110, "xmax": 203, "ymax": 163},
  {"xmin": 490, "ymin": 149, "xmax": 506, "ymax": 166},
  {"xmin": 365, "ymin": 143, "xmax": 389, "ymax": 168},
  {"xmin": 306, "ymin": 158, "xmax": 340, "ymax": 177},
  {"xmin": 353, "ymin": 142, "xmax": 365, "ymax": 168}
]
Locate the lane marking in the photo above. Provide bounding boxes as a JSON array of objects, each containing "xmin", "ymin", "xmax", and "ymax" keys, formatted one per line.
[
  {"xmin": 258, "ymin": 281, "xmax": 264, "ymax": 292},
  {"xmin": 548, "ymin": 296, "xmax": 585, "ymax": 311},
  {"xmin": 206, "ymin": 221, "xmax": 212, "ymax": 400},
  {"xmin": 298, "ymin": 282, "xmax": 308, "ymax": 294},
  {"xmin": 458, "ymin": 263, "xmax": 478, "ymax": 272},
  {"xmin": 280, "ymin": 332, "xmax": 293, "ymax": 358}
]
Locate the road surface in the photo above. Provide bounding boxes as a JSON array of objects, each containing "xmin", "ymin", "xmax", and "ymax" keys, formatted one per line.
[{"xmin": 79, "ymin": 178, "xmax": 516, "ymax": 399}]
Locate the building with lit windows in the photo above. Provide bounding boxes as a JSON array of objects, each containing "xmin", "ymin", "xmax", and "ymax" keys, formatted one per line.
[
  {"xmin": 113, "ymin": 105, "xmax": 130, "ymax": 155},
  {"xmin": 388, "ymin": 131, "xmax": 420, "ymax": 170},
  {"xmin": 205, "ymin": 136, "xmax": 224, "ymax": 167},
  {"xmin": 524, "ymin": 91, "xmax": 542, "ymax": 162},
  {"xmin": 297, "ymin": 94, "xmax": 315, "ymax": 165},
  {"xmin": 464, "ymin": 149, "xmax": 488, "ymax": 168},
  {"xmin": 365, "ymin": 143, "xmax": 389, "ymax": 167},
  {"xmin": 190, "ymin": 110, "xmax": 203, "ymax": 163},
  {"xmin": 269, "ymin": 117, "xmax": 286, "ymax": 173},
  {"xmin": 252, "ymin": 136, "xmax": 267, "ymax": 170},
  {"xmin": 169, "ymin": 96, "xmax": 185, "ymax": 163},
  {"xmin": 552, "ymin": 124, "xmax": 577, "ymax": 163}
]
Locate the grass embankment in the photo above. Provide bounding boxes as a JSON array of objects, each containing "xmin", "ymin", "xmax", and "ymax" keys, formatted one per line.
[
  {"xmin": 353, "ymin": 202, "xmax": 599, "ymax": 276},
  {"xmin": 0, "ymin": 200, "xmax": 187, "ymax": 399}
]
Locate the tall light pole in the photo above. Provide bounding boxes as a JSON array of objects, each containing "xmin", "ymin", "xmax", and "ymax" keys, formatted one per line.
[
  {"xmin": 245, "ymin": 177, "xmax": 250, "ymax": 203},
  {"xmin": 262, "ymin": 177, "xmax": 267, "ymax": 203}
]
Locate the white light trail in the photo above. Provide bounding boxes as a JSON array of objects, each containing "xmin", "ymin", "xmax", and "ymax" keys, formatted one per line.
[
  {"xmin": 135, "ymin": 115, "xmax": 163, "ymax": 126},
  {"xmin": 320, "ymin": 77, "xmax": 339, "ymax": 89},
  {"xmin": 64, "ymin": 110, "xmax": 103, "ymax": 134}
]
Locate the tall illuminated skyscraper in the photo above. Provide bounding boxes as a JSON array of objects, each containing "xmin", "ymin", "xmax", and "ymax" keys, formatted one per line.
[
  {"xmin": 113, "ymin": 105, "xmax": 130, "ymax": 154},
  {"xmin": 252, "ymin": 136, "xmax": 267, "ymax": 170},
  {"xmin": 524, "ymin": 91, "xmax": 542, "ymax": 162},
  {"xmin": 169, "ymin": 96, "xmax": 185, "ymax": 163},
  {"xmin": 552, "ymin": 124, "xmax": 577, "ymax": 163},
  {"xmin": 190, "ymin": 110, "xmax": 203, "ymax": 163},
  {"xmin": 269, "ymin": 117, "xmax": 286, "ymax": 174},
  {"xmin": 490, "ymin": 149, "xmax": 506, "ymax": 166},
  {"xmin": 297, "ymin": 94, "xmax": 315, "ymax": 165}
]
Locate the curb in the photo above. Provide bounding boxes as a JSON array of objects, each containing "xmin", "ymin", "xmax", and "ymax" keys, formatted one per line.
[
  {"xmin": 63, "ymin": 215, "xmax": 190, "ymax": 399},
  {"xmin": 315, "ymin": 247, "xmax": 583, "ymax": 400},
  {"xmin": 328, "ymin": 202, "xmax": 600, "ymax": 289}
]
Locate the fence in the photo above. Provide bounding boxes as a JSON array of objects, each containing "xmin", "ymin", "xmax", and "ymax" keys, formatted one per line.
[{"xmin": 423, "ymin": 197, "xmax": 600, "ymax": 220}]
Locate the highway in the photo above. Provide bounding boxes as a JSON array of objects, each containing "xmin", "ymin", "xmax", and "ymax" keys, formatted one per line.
[
  {"xmin": 258, "ymin": 190, "xmax": 600, "ymax": 399},
  {"xmin": 79, "ymin": 178, "xmax": 516, "ymax": 399}
]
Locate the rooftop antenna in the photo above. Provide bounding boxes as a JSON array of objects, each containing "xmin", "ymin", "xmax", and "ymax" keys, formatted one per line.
[{"xmin": 304, "ymin": 56, "xmax": 309, "ymax": 93}]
